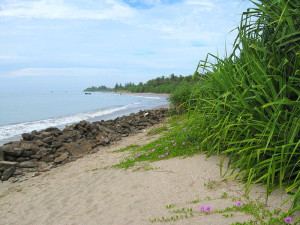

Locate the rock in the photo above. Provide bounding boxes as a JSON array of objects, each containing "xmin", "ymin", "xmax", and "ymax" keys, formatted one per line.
[
  {"xmin": 54, "ymin": 153, "xmax": 69, "ymax": 164},
  {"xmin": 64, "ymin": 140, "xmax": 92, "ymax": 156},
  {"xmin": 30, "ymin": 155, "xmax": 42, "ymax": 160},
  {"xmin": 43, "ymin": 136, "xmax": 53, "ymax": 143},
  {"xmin": 22, "ymin": 150, "xmax": 34, "ymax": 157},
  {"xmin": 22, "ymin": 133, "xmax": 33, "ymax": 141},
  {"xmin": 17, "ymin": 157, "xmax": 31, "ymax": 162},
  {"xmin": 51, "ymin": 141, "xmax": 62, "ymax": 148},
  {"xmin": 40, "ymin": 132, "xmax": 52, "ymax": 138},
  {"xmin": 19, "ymin": 161, "xmax": 38, "ymax": 168},
  {"xmin": 0, "ymin": 161, "xmax": 18, "ymax": 170},
  {"xmin": 95, "ymin": 134, "xmax": 110, "ymax": 145},
  {"xmin": 37, "ymin": 147, "xmax": 52, "ymax": 156},
  {"xmin": 1, "ymin": 167, "xmax": 15, "ymax": 181},
  {"xmin": 41, "ymin": 155, "xmax": 55, "ymax": 163},
  {"xmin": 44, "ymin": 127, "xmax": 60, "ymax": 133},
  {"xmin": 0, "ymin": 148, "xmax": 3, "ymax": 161},
  {"xmin": 3, "ymin": 146, "xmax": 23, "ymax": 157},
  {"xmin": 37, "ymin": 162, "xmax": 50, "ymax": 169},
  {"xmin": 12, "ymin": 169, "xmax": 23, "ymax": 176}
]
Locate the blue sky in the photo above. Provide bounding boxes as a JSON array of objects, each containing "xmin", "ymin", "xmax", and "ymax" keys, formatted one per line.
[{"xmin": 0, "ymin": 0, "xmax": 252, "ymax": 92}]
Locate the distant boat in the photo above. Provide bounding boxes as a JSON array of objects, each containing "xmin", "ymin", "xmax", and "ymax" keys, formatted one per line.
[{"xmin": 85, "ymin": 92, "xmax": 92, "ymax": 95}]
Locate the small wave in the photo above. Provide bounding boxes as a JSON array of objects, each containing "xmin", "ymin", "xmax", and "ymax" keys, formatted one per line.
[
  {"xmin": 0, "ymin": 104, "xmax": 138, "ymax": 140},
  {"xmin": 134, "ymin": 95, "xmax": 161, "ymax": 99}
]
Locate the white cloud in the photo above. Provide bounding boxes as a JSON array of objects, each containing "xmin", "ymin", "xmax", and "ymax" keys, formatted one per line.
[
  {"xmin": 0, "ymin": 0, "xmax": 136, "ymax": 20},
  {"xmin": 0, "ymin": 55, "xmax": 17, "ymax": 60},
  {"xmin": 186, "ymin": 0, "xmax": 214, "ymax": 7},
  {"xmin": 0, "ymin": 67, "xmax": 121, "ymax": 78}
]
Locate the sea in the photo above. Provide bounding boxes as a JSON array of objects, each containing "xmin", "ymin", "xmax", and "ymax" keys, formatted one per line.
[{"xmin": 0, "ymin": 91, "xmax": 169, "ymax": 146}]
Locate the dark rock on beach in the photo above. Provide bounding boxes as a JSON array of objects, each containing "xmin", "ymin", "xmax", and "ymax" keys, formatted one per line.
[{"xmin": 0, "ymin": 108, "xmax": 168, "ymax": 182}]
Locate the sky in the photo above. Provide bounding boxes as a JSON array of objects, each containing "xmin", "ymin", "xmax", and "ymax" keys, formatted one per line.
[{"xmin": 0, "ymin": 0, "xmax": 253, "ymax": 92}]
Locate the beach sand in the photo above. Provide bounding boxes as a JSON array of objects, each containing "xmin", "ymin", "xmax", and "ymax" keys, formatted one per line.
[{"xmin": 0, "ymin": 124, "xmax": 296, "ymax": 225}]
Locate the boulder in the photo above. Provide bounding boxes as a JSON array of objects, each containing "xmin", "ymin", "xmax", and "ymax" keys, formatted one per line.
[
  {"xmin": 0, "ymin": 161, "xmax": 18, "ymax": 170},
  {"xmin": 54, "ymin": 153, "xmax": 69, "ymax": 164},
  {"xmin": 19, "ymin": 161, "xmax": 38, "ymax": 168},
  {"xmin": 41, "ymin": 155, "xmax": 55, "ymax": 163},
  {"xmin": 1, "ymin": 167, "xmax": 15, "ymax": 181},
  {"xmin": 43, "ymin": 136, "xmax": 53, "ymax": 143},
  {"xmin": 22, "ymin": 133, "xmax": 33, "ymax": 141},
  {"xmin": 95, "ymin": 134, "xmax": 110, "ymax": 145},
  {"xmin": 64, "ymin": 140, "xmax": 92, "ymax": 156},
  {"xmin": 0, "ymin": 148, "xmax": 3, "ymax": 161},
  {"xmin": 3, "ymin": 147, "xmax": 23, "ymax": 157}
]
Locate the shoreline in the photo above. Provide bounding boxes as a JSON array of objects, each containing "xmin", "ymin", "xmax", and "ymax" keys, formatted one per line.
[
  {"xmin": 0, "ymin": 108, "xmax": 168, "ymax": 182},
  {"xmin": 88, "ymin": 90, "xmax": 170, "ymax": 98},
  {"xmin": 0, "ymin": 119, "xmax": 297, "ymax": 225},
  {"xmin": 0, "ymin": 93, "xmax": 170, "ymax": 146}
]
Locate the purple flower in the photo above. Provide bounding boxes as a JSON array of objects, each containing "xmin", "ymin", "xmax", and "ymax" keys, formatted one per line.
[
  {"xmin": 204, "ymin": 206, "xmax": 211, "ymax": 212},
  {"xmin": 165, "ymin": 140, "xmax": 168, "ymax": 142},
  {"xmin": 197, "ymin": 146, "xmax": 200, "ymax": 149},
  {"xmin": 200, "ymin": 206, "xmax": 205, "ymax": 211},
  {"xmin": 235, "ymin": 201, "xmax": 242, "ymax": 206},
  {"xmin": 182, "ymin": 142, "xmax": 186, "ymax": 145},
  {"xmin": 171, "ymin": 140, "xmax": 175, "ymax": 143},
  {"xmin": 183, "ymin": 127, "xmax": 187, "ymax": 131},
  {"xmin": 146, "ymin": 154, "xmax": 149, "ymax": 156},
  {"xmin": 165, "ymin": 147, "xmax": 169, "ymax": 150},
  {"xmin": 165, "ymin": 153, "xmax": 169, "ymax": 156},
  {"xmin": 156, "ymin": 144, "xmax": 162, "ymax": 147},
  {"xmin": 284, "ymin": 217, "xmax": 292, "ymax": 224},
  {"xmin": 135, "ymin": 154, "xmax": 141, "ymax": 158},
  {"xmin": 173, "ymin": 143, "xmax": 177, "ymax": 146}
]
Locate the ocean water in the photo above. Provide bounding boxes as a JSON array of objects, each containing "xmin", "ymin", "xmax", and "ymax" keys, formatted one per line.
[{"xmin": 0, "ymin": 91, "xmax": 169, "ymax": 146}]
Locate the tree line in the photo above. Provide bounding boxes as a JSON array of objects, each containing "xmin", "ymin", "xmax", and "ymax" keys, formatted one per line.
[{"xmin": 84, "ymin": 73, "xmax": 202, "ymax": 94}]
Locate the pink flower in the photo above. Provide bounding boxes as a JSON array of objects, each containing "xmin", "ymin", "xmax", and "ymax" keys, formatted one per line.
[
  {"xmin": 183, "ymin": 127, "xmax": 187, "ymax": 131},
  {"xmin": 235, "ymin": 201, "xmax": 242, "ymax": 206},
  {"xmin": 284, "ymin": 217, "xmax": 292, "ymax": 224},
  {"xmin": 182, "ymin": 142, "xmax": 186, "ymax": 145},
  {"xmin": 173, "ymin": 143, "xmax": 176, "ymax": 146},
  {"xmin": 146, "ymin": 154, "xmax": 149, "ymax": 156},
  {"xmin": 200, "ymin": 206, "xmax": 205, "ymax": 211},
  {"xmin": 204, "ymin": 206, "xmax": 211, "ymax": 212},
  {"xmin": 165, "ymin": 153, "xmax": 169, "ymax": 156},
  {"xmin": 135, "ymin": 154, "xmax": 141, "ymax": 158},
  {"xmin": 196, "ymin": 146, "xmax": 200, "ymax": 149}
]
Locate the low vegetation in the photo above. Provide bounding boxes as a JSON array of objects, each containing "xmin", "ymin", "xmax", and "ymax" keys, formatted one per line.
[{"xmin": 93, "ymin": 0, "xmax": 300, "ymax": 220}]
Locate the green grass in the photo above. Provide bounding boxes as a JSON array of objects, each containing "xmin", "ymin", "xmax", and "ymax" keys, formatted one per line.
[
  {"xmin": 180, "ymin": 0, "xmax": 300, "ymax": 212},
  {"xmin": 149, "ymin": 195, "xmax": 300, "ymax": 224},
  {"xmin": 146, "ymin": 126, "xmax": 168, "ymax": 136},
  {"xmin": 112, "ymin": 144, "xmax": 140, "ymax": 153}
]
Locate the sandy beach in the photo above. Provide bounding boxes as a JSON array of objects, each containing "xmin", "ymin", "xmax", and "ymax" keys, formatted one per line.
[{"xmin": 0, "ymin": 124, "xmax": 296, "ymax": 225}]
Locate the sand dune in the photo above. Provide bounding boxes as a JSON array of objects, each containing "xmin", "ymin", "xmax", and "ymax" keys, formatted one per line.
[{"xmin": 0, "ymin": 130, "xmax": 295, "ymax": 225}]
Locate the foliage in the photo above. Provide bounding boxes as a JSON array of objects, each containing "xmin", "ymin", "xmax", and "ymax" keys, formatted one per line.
[
  {"xmin": 84, "ymin": 74, "xmax": 201, "ymax": 94},
  {"xmin": 186, "ymin": 0, "xmax": 300, "ymax": 211}
]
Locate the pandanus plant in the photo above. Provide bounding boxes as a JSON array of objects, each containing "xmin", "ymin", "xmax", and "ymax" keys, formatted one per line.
[{"xmin": 190, "ymin": 0, "xmax": 300, "ymax": 212}]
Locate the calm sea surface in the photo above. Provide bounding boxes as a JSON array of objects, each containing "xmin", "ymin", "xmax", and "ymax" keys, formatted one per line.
[{"xmin": 0, "ymin": 91, "xmax": 169, "ymax": 145}]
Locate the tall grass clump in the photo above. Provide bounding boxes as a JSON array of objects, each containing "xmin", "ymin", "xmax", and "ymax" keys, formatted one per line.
[{"xmin": 189, "ymin": 0, "xmax": 300, "ymax": 211}]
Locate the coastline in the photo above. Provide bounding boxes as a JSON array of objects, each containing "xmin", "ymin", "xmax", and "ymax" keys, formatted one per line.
[
  {"xmin": 0, "ymin": 119, "xmax": 296, "ymax": 225},
  {"xmin": 0, "ymin": 108, "xmax": 168, "ymax": 181},
  {"xmin": 0, "ymin": 92, "xmax": 170, "ymax": 146}
]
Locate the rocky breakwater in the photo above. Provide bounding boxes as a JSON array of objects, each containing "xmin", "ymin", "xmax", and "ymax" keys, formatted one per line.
[{"xmin": 0, "ymin": 108, "xmax": 168, "ymax": 182}]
